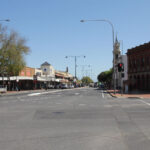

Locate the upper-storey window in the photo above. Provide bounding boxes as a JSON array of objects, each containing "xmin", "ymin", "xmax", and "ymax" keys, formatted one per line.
[{"xmin": 146, "ymin": 56, "xmax": 149, "ymax": 65}]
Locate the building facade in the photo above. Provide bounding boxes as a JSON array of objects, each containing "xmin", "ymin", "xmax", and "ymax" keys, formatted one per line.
[
  {"xmin": 41, "ymin": 61, "xmax": 55, "ymax": 78},
  {"xmin": 19, "ymin": 67, "xmax": 35, "ymax": 77},
  {"xmin": 127, "ymin": 42, "xmax": 150, "ymax": 91},
  {"xmin": 112, "ymin": 37, "xmax": 128, "ymax": 90},
  {"xmin": 0, "ymin": 61, "xmax": 74, "ymax": 90}
]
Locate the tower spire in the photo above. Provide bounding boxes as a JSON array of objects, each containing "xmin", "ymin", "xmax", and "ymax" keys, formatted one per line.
[
  {"xmin": 115, "ymin": 35, "xmax": 118, "ymax": 43},
  {"xmin": 113, "ymin": 35, "xmax": 121, "ymax": 54}
]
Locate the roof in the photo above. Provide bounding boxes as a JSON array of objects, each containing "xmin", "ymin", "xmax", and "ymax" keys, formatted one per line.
[
  {"xmin": 41, "ymin": 61, "xmax": 51, "ymax": 66},
  {"xmin": 127, "ymin": 42, "xmax": 150, "ymax": 55}
]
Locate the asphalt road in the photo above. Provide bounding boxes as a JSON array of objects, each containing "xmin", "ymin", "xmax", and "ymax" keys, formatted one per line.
[{"xmin": 1, "ymin": 87, "xmax": 150, "ymax": 150}]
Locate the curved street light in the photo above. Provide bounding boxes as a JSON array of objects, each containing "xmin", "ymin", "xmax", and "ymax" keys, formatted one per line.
[
  {"xmin": 80, "ymin": 19, "xmax": 116, "ymax": 93},
  {"xmin": 65, "ymin": 55, "xmax": 86, "ymax": 79},
  {"xmin": 0, "ymin": 19, "xmax": 10, "ymax": 22}
]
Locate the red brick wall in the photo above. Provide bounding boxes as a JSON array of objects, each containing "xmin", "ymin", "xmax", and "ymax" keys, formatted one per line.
[{"xmin": 19, "ymin": 67, "xmax": 35, "ymax": 77}]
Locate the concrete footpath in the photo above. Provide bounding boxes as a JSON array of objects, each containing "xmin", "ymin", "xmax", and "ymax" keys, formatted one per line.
[{"xmin": 107, "ymin": 90, "xmax": 150, "ymax": 99}]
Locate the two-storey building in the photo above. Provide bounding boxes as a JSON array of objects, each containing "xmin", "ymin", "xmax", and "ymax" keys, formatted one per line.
[{"xmin": 127, "ymin": 42, "xmax": 150, "ymax": 91}]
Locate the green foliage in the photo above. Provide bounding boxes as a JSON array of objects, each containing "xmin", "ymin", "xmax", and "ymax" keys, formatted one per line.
[
  {"xmin": 97, "ymin": 68, "xmax": 113, "ymax": 87},
  {"xmin": 0, "ymin": 25, "xmax": 30, "ymax": 76},
  {"xmin": 81, "ymin": 76, "xmax": 93, "ymax": 84},
  {"xmin": 76, "ymin": 80, "xmax": 82, "ymax": 84}
]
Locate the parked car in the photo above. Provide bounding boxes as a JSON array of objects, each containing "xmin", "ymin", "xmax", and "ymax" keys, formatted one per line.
[
  {"xmin": 54, "ymin": 84, "xmax": 61, "ymax": 89},
  {"xmin": 100, "ymin": 84, "xmax": 105, "ymax": 89},
  {"xmin": 70, "ymin": 85, "xmax": 74, "ymax": 88},
  {"xmin": 68, "ymin": 84, "xmax": 74, "ymax": 88},
  {"xmin": 61, "ymin": 83, "xmax": 68, "ymax": 89},
  {"xmin": 47, "ymin": 84, "xmax": 54, "ymax": 89},
  {"xmin": 0, "ymin": 85, "xmax": 7, "ymax": 93}
]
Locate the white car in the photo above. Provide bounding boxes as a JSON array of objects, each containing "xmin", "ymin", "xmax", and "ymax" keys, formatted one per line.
[
  {"xmin": 0, "ymin": 85, "xmax": 7, "ymax": 93},
  {"xmin": 61, "ymin": 83, "xmax": 68, "ymax": 89},
  {"xmin": 70, "ymin": 85, "xmax": 74, "ymax": 88}
]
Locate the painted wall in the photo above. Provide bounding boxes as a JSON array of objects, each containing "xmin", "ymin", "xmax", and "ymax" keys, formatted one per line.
[{"xmin": 19, "ymin": 67, "xmax": 35, "ymax": 77}]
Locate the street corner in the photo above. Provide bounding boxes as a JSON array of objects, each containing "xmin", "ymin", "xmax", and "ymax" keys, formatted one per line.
[{"xmin": 106, "ymin": 90, "xmax": 119, "ymax": 98}]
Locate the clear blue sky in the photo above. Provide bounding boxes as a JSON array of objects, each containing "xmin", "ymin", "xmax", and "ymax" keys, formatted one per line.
[{"xmin": 0, "ymin": 0, "xmax": 150, "ymax": 81}]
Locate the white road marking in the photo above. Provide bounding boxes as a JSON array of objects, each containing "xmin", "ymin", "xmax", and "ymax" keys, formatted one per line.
[
  {"xmin": 79, "ymin": 104, "xmax": 86, "ymax": 106},
  {"xmin": 139, "ymin": 100, "xmax": 150, "ymax": 106},
  {"xmin": 28, "ymin": 93, "xmax": 41, "ymax": 96},
  {"xmin": 28, "ymin": 88, "xmax": 86, "ymax": 97},
  {"xmin": 75, "ymin": 93, "xmax": 80, "ymax": 95},
  {"xmin": 28, "ymin": 90, "xmax": 65, "ymax": 96},
  {"xmin": 102, "ymin": 90, "xmax": 104, "ymax": 98},
  {"xmin": 57, "ymin": 93, "xmax": 62, "ymax": 95}
]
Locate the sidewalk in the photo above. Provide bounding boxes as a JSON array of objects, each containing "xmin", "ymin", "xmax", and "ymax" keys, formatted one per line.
[{"xmin": 107, "ymin": 90, "xmax": 150, "ymax": 99}]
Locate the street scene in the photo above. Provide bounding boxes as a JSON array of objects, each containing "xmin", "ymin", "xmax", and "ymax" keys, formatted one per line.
[
  {"xmin": 1, "ymin": 0, "xmax": 150, "ymax": 149},
  {"xmin": 1, "ymin": 87, "xmax": 150, "ymax": 150}
]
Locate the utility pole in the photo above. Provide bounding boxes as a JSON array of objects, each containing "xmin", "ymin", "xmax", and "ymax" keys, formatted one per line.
[{"xmin": 65, "ymin": 55, "xmax": 86, "ymax": 79}]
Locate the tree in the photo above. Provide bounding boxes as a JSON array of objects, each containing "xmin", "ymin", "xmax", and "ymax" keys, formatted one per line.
[
  {"xmin": 0, "ymin": 25, "xmax": 30, "ymax": 77},
  {"xmin": 81, "ymin": 76, "xmax": 93, "ymax": 84},
  {"xmin": 97, "ymin": 68, "xmax": 113, "ymax": 88}
]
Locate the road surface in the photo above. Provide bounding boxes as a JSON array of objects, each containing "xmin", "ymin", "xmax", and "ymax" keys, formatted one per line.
[{"xmin": 1, "ymin": 87, "xmax": 150, "ymax": 150}]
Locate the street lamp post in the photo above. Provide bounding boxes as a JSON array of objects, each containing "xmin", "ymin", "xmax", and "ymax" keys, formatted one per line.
[
  {"xmin": 80, "ymin": 19, "xmax": 116, "ymax": 93},
  {"xmin": 65, "ymin": 55, "xmax": 86, "ymax": 79}
]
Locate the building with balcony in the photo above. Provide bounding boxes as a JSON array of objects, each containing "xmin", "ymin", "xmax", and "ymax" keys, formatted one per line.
[{"xmin": 55, "ymin": 70, "xmax": 74, "ymax": 83}]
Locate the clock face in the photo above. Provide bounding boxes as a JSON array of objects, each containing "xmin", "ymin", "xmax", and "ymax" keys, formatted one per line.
[{"xmin": 44, "ymin": 68, "xmax": 47, "ymax": 72}]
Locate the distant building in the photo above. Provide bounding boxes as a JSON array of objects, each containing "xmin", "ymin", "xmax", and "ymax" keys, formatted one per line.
[
  {"xmin": 112, "ymin": 37, "xmax": 128, "ymax": 90},
  {"xmin": 127, "ymin": 42, "xmax": 150, "ymax": 91},
  {"xmin": 0, "ymin": 61, "xmax": 74, "ymax": 91},
  {"xmin": 19, "ymin": 67, "xmax": 35, "ymax": 77},
  {"xmin": 35, "ymin": 68, "xmax": 42, "ymax": 76},
  {"xmin": 55, "ymin": 70, "xmax": 74, "ymax": 83},
  {"xmin": 41, "ymin": 61, "xmax": 55, "ymax": 78}
]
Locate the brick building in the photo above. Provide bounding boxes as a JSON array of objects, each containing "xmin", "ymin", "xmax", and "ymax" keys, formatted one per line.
[{"xmin": 127, "ymin": 42, "xmax": 150, "ymax": 91}]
